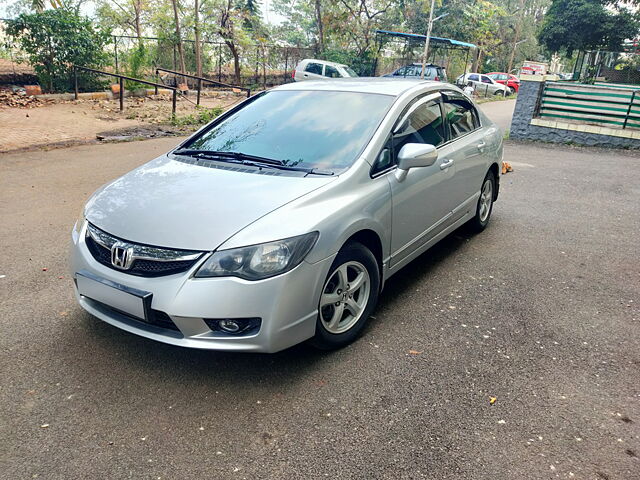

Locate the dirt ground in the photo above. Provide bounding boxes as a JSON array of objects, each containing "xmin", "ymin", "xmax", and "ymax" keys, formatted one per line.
[{"xmin": 0, "ymin": 90, "xmax": 246, "ymax": 153}]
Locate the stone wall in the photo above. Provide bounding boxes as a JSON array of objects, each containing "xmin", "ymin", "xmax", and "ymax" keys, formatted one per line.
[{"xmin": 509, "ymin": 75, "xmax": 640, "ymax": 149}]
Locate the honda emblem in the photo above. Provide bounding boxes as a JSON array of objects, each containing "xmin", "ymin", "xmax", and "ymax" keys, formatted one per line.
[{"xmin": 111, "ymin": 243, "xmax": 134, "ymax": 270}]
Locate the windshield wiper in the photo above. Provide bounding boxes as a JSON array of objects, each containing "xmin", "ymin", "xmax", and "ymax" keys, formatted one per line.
[
  {"xmin": 174, "ymin": 149, "xmax": 284, "ymax": 165},
  {"xmin": 173, "ymin": 149, "xmax": 334, "ymax": 175}
]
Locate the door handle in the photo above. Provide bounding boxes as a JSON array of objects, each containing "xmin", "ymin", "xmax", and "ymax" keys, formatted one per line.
[
  {"xmin": 440, "ymin": 158, "xmax": 454, "ymax": 170},
  {"xmin": 477, "ymin": 142, "xmax": 486, "ymax": 152}
]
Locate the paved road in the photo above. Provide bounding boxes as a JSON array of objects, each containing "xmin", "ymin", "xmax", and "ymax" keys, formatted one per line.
[
  {"xmin": 1, "ymin": 133, "xmax": 639, "ymax": 479},
  {"xmin": 479, "ymin": 99, "xmax": 516, "ymax": 132}
]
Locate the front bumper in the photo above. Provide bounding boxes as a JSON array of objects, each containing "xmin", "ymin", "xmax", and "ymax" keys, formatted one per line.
[{"xmin": 70, "ymin": 224, "xmax": 335, "ymax": 353}]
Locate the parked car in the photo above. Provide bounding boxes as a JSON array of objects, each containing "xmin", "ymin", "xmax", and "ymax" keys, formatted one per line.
[
  {"xmin": 383, "ymin": 63, "xmax": 447, "ymax": 82},
  {"xmin": 71, "ymin": 78, "xmax": 503, "ymax": 353},
  {"xmin": 293, "ymin": 58, "xmax": 358, "ymax": 81},
  {"xmin": 486, "ymin": 72, "xmax": 520, "ymax": 94},
  {"xmin": 455, "ymin": 73, "xmax": 510, "ymax": 96}
]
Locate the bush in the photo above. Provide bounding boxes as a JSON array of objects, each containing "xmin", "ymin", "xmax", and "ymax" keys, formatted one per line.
[
  {"xmin": 6, "ymin": 9, "xmax": 111, "ymax": 93},
  {"xmin": 171, "ymin": 106, "xmax": 224, "ymax": 126}
]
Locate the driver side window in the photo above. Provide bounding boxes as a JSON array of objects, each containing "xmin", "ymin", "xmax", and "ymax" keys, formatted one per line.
[
  {"xmin": 372, "ymin": 99, "xmax": 445, "ymax": 176},
  {"xmin": 393, "ymin": 100, "xmax": 446, "ymax": 153}
]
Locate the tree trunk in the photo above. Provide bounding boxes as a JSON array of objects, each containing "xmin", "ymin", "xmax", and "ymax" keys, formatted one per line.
[
  {"xmin": 171, "ymin": 0, "xmax": 187, "ymax": 80},
  {"xmin": 507, "ymin": 0, "xmax": 526, "ymax": 73},
  {"xmin": 226, "ymin": 40, "xmax": 241, "ymax": 85},
  {"xmin": 133, "ymin": 0, "xmax": 142, "ymax": 39},
  {"xmin": 314, "ymin": 0, "xmax": 324, "ymax": 55},
  {"xmin": 194, "ymin": 0, "xmax": 202, "ymax": 77}
]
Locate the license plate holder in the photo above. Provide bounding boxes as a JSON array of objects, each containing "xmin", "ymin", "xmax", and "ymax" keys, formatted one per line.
[{"xmin": 76, "ymin": 270, "xmax": 152, "ymax": 321}]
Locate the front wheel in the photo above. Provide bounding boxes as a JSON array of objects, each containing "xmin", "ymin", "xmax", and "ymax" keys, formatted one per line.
[
  {"xmin": 468, "ymin": 172, "xmax": 495, "ymax": 233},
  {"xmin": 310, "ymin": 242, "xmax": 380, "ymax": 350}
]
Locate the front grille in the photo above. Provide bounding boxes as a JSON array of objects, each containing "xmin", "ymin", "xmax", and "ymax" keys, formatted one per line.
[{"xmin": 85, "ymin": 223, "xmax": 204, "ymax": 277}]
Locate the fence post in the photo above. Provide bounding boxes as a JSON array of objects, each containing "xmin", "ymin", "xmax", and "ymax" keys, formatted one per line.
[
  {"xmin": 218, "ymin": 44, "xmax": 222, "ymax": 82},
  {"xmin": 197, "ymin": 78, "xmax": 202, "ymax": 106},
  {"xmin": 119, "ymin": 77, "xmax": 124, "ymax": 112},
  {"xmin": 284, "ymin": 48, "xmax": 288, "ymax": 84},
  {"xmin": 114, "ymin": 36, "xmax": 119, "ymax": 74},
  {"xmin": 623, "ymin": 91, "xmax": 636, "ymax": 129},
  {"xmin": 154, "ymin": 68, "xmax": 158, "ymax": 95},
  {"xmin": 74, "ymin": 67, "xmax": 78, "ymax": 100},
  {"xmin": 485, "ymin": 84, "xmax": 489, "ymax": 97},
  {"xmin": 172, "ymin": 89, "xmax": 177, "ymax": 117}
]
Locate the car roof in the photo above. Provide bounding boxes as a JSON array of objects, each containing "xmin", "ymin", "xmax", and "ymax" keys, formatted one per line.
[
  {"xmin": 409, "ymin": 63, "xmax": 443, "ymax": 68},
  {"xmin": 300, "ymin": 58, "xmax": 347, "ymax": 68},
  {"xmin": 274, "ymin": 77, "xmax": 448, "ymax": 96}
]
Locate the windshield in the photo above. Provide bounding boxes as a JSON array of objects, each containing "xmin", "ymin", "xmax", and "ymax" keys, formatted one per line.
[
  {"xmin": 182, "ymin": 90, "xmax": 393, "ymax": 172},
  {"xmin": 344, "ymin": 66, "xmax": 359, "ymax": 77}
]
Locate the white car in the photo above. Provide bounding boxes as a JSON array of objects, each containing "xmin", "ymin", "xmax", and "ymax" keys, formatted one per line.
[
  {"xmin": 293, "ymin": 59, "xmax": 358, "ymax": 82},
  {"xmin": 456, "ymin": 73, "xmax": 510, "ymax": 96}
]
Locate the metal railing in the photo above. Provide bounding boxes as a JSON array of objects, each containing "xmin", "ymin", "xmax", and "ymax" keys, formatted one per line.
[
  {"xmin": 73, "ymin": 65, "xmax": 179, "ymax": 115},
  {"xmin": 154, "ymin": 67, "xmax": 251, "ymax": 105},
  {"xmin": 536, "ymin": 81, "xmax": 640, "ymax": 130}
]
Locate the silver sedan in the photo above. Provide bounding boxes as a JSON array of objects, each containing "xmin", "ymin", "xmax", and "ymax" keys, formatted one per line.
[{"xmin": 70, "ymin": 78, "xmax": 503, "ymax": 353}]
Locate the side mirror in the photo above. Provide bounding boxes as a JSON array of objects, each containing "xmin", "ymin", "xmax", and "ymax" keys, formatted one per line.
[{"xmin": 395, "ymin": 143, "xmax": 438, "ymax": 181}]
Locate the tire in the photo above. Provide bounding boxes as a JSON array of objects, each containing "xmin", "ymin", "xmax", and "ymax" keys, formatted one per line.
[
  {"xmin": 494, "ymin": 90, "xmax": 505, "ymax": 96},
  {"xmin": 310, "ymin": 242, "xmax": 380, "ymax": 350},
  {"xmin": 508, "ymin": 87, "xmax": 516, "ymax": 95},
  {"xmin": 468, "ymin": 171, "xmax": 496, "ymax": 233}
]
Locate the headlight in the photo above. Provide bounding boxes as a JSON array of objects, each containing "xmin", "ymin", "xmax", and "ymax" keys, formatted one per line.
[{"xmin": 195, "ymin": 232, "xmax": 319, "ymax": 280}]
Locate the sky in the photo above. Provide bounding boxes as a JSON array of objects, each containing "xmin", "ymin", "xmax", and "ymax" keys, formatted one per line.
[{"xmin": 0, "ymin": 0, "xmax": 285, "ymax": 24}]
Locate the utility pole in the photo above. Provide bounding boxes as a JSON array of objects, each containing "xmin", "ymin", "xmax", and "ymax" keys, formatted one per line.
[{"xmin": 420, "ymin": 0, "xmax": 436, "ymax": 79}]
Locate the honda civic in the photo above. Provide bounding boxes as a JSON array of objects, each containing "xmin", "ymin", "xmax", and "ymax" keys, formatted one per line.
[{"xmin": 71, "ymin": 78, "xmax": 503, "ymax": 352}]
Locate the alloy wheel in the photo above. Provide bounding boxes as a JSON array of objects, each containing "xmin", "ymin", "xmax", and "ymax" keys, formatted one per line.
[
  {"xmin": 479, "ymin": 178, "xmax": 493, "ymax": 223},
  {"xmin": 319, "ymin": 261, "xmax": 371, "ymax": 334}
]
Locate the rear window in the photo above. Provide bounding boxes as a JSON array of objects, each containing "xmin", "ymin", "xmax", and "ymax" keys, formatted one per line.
[{"xmin": 304, "ymin": 62, "xmax": 323, "ymax": 75}]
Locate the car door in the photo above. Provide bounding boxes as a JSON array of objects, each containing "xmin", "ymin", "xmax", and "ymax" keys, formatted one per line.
[
  {"xmin": 301, "ymin": 62, "xmax": 325, "ymax": 80},
  {"xmin": 380, "ymin": 94, "xmax": 458, "ymax": 267},
  {"xmin": 479, "ymin": 75, "xmax": 495, "ymax": 94},
  {"xmin": 468, "ymin": 73, "xmax": 480, "ymax": 90},
  {"xmin": 440, "ymin": 92, "xmax": 491, "ymax": 221},
  {"xmin": 324, "ymin": 64, "xmax": 341, "ymax": 78}
]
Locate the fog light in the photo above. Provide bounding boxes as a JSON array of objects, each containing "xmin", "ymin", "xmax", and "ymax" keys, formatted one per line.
[
  {"xmin": 219, "ymin": 319, "xmax": 240, "ymax": 333},
  {"xmin": 204, "ymin": 317, "xmax": 262, "ymax": 336}
]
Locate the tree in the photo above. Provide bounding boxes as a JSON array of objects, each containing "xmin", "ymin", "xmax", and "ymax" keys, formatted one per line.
[
  {"xmin": 538, "ymin": 0, "xmax": 639, "ymax": 56},
  {"xmin": 170, "ymin": 0, "xmax": 187, "ymax": 76},
  {"xmin": 6, "ymin": 9, "xmax": 110, "ymax": 92},
  {"xmin": 194, "ymin": 0, "xmax": 202, "ymax": 77}
]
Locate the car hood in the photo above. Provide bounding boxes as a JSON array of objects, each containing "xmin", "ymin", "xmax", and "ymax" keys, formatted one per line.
[{"xmin": 84, "ymin": 155, "xmax": 336, "ymax": 251}]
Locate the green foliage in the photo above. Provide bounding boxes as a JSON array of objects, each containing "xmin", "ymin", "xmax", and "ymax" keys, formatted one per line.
[
  {"xmin": 123, "ymin": 43, "xmax": 146, "ymax": 88},
  {"xmin": 538, "ymin": 0, "xmax": 640, "ymax": 55},
  {"xmin": 171, "ymin": 106, "xmax": 224, "ymax": 126},
  {"xmin": 322, "ymin": 48, "xmax": 376, "ymax": 76},
  {"xmin": 6, "ymin": 9, "xmax": 111, "ymax": 92}
]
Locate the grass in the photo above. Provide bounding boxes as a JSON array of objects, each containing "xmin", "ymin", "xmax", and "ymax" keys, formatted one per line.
[
  {"xmin": 170, "ymin": 106, "xmax": 224, "ymax": 127},
  {"xmin": 476, "ymin": 93, "xmax": 517, "ymax": 104}
]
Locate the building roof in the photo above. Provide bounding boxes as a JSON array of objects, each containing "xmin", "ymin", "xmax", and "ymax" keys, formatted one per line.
[{"xmin": 375, "ymin": 30, "xmax": 477, "ymax": 49}]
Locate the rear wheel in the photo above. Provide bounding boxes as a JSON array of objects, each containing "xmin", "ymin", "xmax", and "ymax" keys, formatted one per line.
[
  {"xmin": 508, "ymin": 86, "xmax": 516, "ymax": 95},
  {"xmin": 468, "ymin": 171, "xmax": 496, "ymax": 233},
  {"xmin": 310, "ymin": 242, "xmax": 380, "ymax": 350}
]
